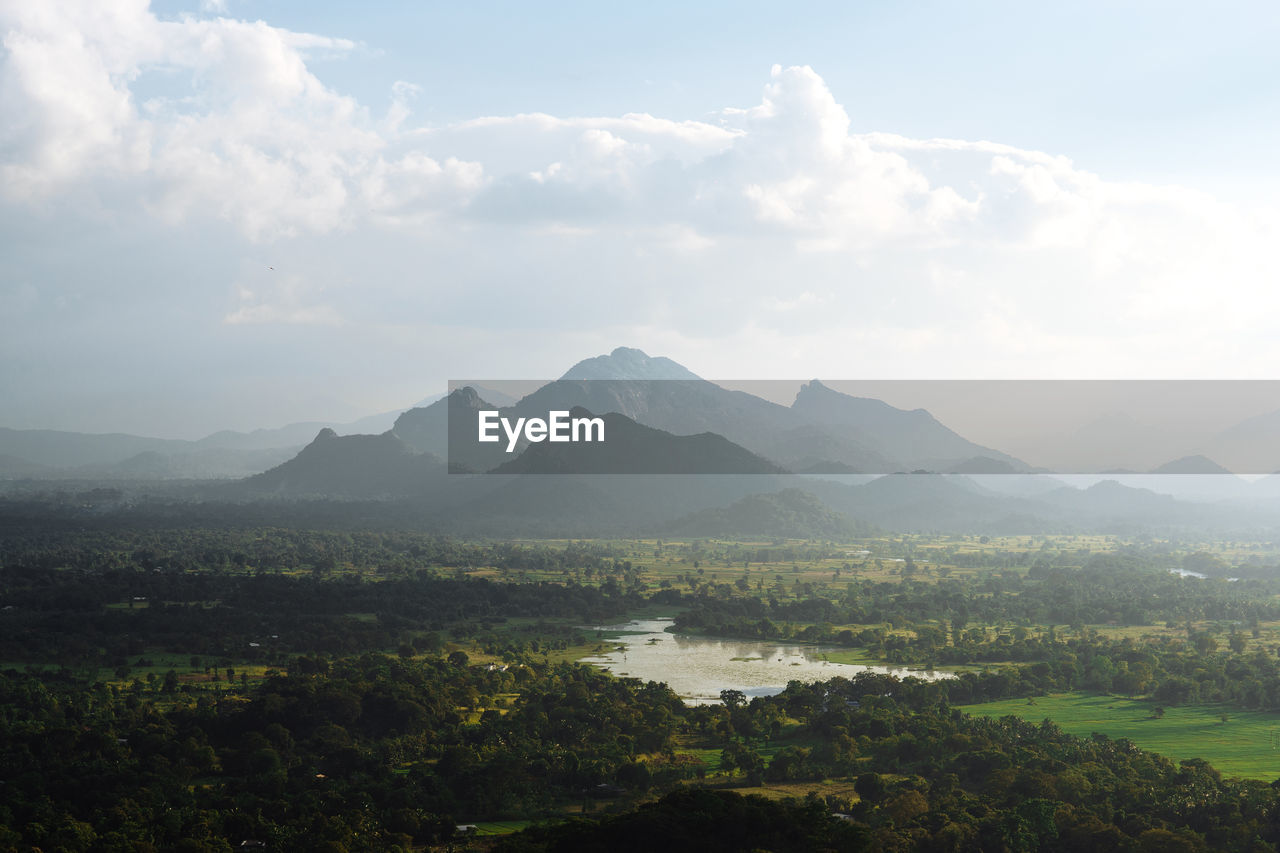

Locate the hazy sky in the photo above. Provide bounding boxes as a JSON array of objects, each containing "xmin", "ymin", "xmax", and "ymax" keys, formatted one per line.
[{"xmin": 3, "ymin": 1, "xmax": 1279, "ymax": 438}]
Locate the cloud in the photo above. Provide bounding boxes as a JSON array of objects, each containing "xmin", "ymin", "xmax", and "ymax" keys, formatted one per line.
[
  {"xmin": 3, "ymin": 0, "xmax": 1280, "ymax": 436},
  {"xmin": 0, "ymin": 1, "xmax": 475, "ymax": 239},
  {"xmin": 223, "ymin": 276, "xmax": 342, "ymax": 326},
  {"xmin": 4, "ymin": 5, "xmax": 1269, "ymax": 278}
]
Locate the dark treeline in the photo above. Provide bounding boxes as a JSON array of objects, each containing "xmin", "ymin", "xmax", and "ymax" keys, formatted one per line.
[
  {"xmin": 496, "ymin": 788, "xmax": 866, "ymax": 852},
  {"xmin": 907, "ymin": 637, "xmax": 1280, "ymax": 712},
  {"xmin": 0, "ymin": 567, "xmax": 637, "ymax": 665},
  {"xmin": 5, "ymin": 659, "xmax": 1280, "ymax": 851},
  {"xmin": 675, "ymin": 555, "xmax": 1280, "ymax": 635},
  {"xmin": 0, "ymin": 490, "xmax": 457, "ymax": 534},
  {"xmin": 676, "ymin": 561, "xmax": 1280, "ymax": 641},
  {"xmin": 0, "ymin": 519, "xmax": 623, "ymax": 576}
]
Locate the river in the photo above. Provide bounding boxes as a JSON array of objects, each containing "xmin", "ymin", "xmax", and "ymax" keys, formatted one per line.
[{"xmin": 579, "ymin": 618, "xmax": 953, "ymax": 705}]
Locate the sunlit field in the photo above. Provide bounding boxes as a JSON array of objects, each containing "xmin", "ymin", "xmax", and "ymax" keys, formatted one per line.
[{"xmin": 966, "ymin": 692, "xmax": 1280, "ymax": 780}]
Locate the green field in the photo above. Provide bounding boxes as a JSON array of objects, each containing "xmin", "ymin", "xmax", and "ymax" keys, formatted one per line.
[
  {"xmin": 471, "ymin": 820, "xmax": 533, "ymax": 836},
  {"xmin": 965, "ymin": 692, "xmax": 1280, "ymax": 780}
]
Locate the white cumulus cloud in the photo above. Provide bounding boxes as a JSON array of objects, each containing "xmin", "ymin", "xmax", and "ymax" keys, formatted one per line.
[{"xmin": 2, "ymin": 1, "xmax": 1279, "ymax": 398}]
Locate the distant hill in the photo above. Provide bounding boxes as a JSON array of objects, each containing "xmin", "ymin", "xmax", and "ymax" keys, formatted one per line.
[
  {"xmin": 392, "ymin": 386, "xmax": 504, "ymax": 467},
  {"xmin": 1151, "ymin": 455, "xmax": 1234, "ymax": 475},
  {"xmin": 391, "ymin": 399, "xmax": 447, "ymax": 458},
  {"xmin": 947, "ymin": 456, "xmax": 1025, "ymax": 475},
  {"xmin": 662, "ymin": 488, "xmax": 873, "ymax": 539},
  {"xmin": 231, "ymin": 429, "xmax": 443, "ymax": 498},
  {"xmin": 801, "ymin": 473, "xmax": 1020, "ymax": 531},
  {"xmin": 488, "ymin": 409, "xmax": 787, "ymax": 475},
  {"xmin": 0, "ymin": 427, "xmax": 190, "ymax": 468},
  {"xmin": 468, "ymin": 385, "xmax": 521, "ymax": 408},
  {"xmin": 961, "ymin": 474, "xmax": 1072, "ymax": 498},
  {"xmin": 192, "ymin": 396, "xmax": 453, "ymax": 452},
  {"xmin": 106, "ymin": 446, "xmax": 299, "ymax": 479},
  {"xmin": 1199, "ymin": 408, "xmax": 1280, "ymax": 474},
  {"xmin": 195, "ymin": 421, "xmax": 355, "ymax": 452},
  {"xmin": 0, "ymin": 427, "xmax": 297, "ymax": 480},
  {"xmin": 1038, "ymin": 479, "xmax": 1175, "ymax": 511},
  {"xmin": 788, "ymin": 472, "xmax": 1244, "ymax": 533},
  {"xmin": 789, "ymin": 381, "xmax": 1030, "ymax": 472},
  {"xmin": 789, "ymin": 459, "xmax": 864, "ymax": 475},
  {"xmin": 435, "ymin": 473, "xmax": 795, "ymax": 537},
  {"xmin": 0, "ymin": 385, "xmax": 463, "ymax": 479},
  {"xmin": 749, "ymin": 423, "xmax": 894, "ymax": 474}
]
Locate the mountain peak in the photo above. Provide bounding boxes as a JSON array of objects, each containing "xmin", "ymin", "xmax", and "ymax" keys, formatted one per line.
[
  {"xmin": 560, "ymin": 347, "xmax": 701, "ymax": 381},
  {"xmin": 313, "ymin": 427, "xmax": 338, "ymax": 442},
  {"xmin": 1151, "ymin": 454, "xmax": 1234, "ymax": 475},
  {"xmin": 793, "ymin": 379, "xmax": 884, "ymax": 410},
  {"xmin": 448, "ymin": 386, "xmax": 488, "ymax": 407}
]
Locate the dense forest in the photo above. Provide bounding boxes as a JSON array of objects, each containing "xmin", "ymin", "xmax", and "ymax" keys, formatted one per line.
[
  {"xmin": 6, "ymin": 659, "xmax": 1280, "ymax": 851},
  {"xmin": 7, "ymin": 502, "xmax": 1280, "ymax": 850}
]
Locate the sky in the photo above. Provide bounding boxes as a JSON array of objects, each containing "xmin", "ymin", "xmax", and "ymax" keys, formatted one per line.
[{"xmin": 3, "ymin": 1, "xmax": 1279, "ymax": 439}]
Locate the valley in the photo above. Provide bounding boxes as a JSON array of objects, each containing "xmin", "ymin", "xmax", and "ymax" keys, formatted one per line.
[{"xmin": 6, "ymin": 349, "xmax": 1280, "ymax": 850}]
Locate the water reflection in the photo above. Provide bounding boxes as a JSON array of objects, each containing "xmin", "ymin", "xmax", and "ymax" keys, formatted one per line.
[{"xmin": 580, "ymin": 618, "xmax": 953, "ymax": 705}]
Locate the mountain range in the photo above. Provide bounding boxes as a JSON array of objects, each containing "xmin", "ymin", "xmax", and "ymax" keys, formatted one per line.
[{"xmin": 7, "ymin": 346, "xmax": 1280, "ymax": 537}]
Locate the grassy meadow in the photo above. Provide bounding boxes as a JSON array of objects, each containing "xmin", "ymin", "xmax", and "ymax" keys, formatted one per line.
[{"xmin": 965, "ymin": 692, "xmax": 1280, "ymax": 780}]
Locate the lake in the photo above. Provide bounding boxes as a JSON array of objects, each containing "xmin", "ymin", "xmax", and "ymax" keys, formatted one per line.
[
  {"xmin": 1169, "ymin": 567, "xmax": 1238, "ymax": 581},
  {"xmin": 580, "ymin": 618, "xmax": 953, "ymax": 705}
]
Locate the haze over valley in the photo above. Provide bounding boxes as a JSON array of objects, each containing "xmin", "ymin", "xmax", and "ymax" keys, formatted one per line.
[{"xmin": 6, "ymin": 347, "xmax": 1280, "ymax": 540}]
